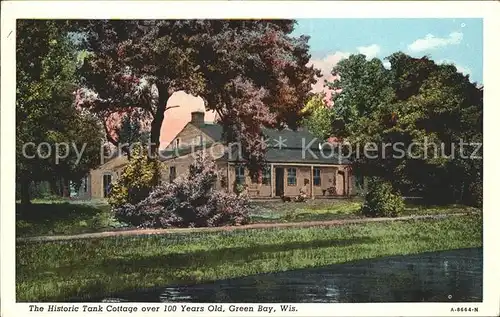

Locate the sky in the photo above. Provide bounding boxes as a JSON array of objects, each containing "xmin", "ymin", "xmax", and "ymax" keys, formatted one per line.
[
  {"xmin": 294, "ymin": 18, "xmax": 483, "ymax": 89},
  {"xmin": 160, "ymin": 18, "xmax": 483, "ymax": 148}
]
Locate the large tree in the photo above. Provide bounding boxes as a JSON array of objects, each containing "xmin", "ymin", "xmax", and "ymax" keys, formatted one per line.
[
  {"xmin": 326, "ymin": 52, "xmax": 482, "ymax": 205},
  {"xmin": 76, "ymin": 20, "xmax": 319, "ymax": 169},
  {"xmin": 16, "ymin": 20, "xmax": 104, "ymax": 204},
  {"xmin": 300, "ymin": 92, "xmax": 335, "ymax": 140},
  {"xmin": 327, "ymin": 54, "xmax": 394, "ymax": 139}
]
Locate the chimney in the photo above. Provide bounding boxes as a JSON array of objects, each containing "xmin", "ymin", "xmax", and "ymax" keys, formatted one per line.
[{"xmin": 191, "ymin": 110, "xmax": 205, "ymax": 127}]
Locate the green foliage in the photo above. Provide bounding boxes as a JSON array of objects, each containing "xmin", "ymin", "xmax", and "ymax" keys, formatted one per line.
[
  {"xmin": 77, "ymin": 20, "xmax": 319, "ymax": 172},
  {"xmin": 117, "ymin": 114, "xmax": 150, "ymax": 146},
  {"xmin": 16, "ymin": 20, "xmax": 104, "ymax": 203},
  {"xmin": 325, "ymin": 52, "xmax": 482, "ymax": 206},
  {"xmin": 114, "ymin": 154, "xmax": 249, "ymax": 228},
  {"xmin": 327, "ymin": 55, "xmax": 394, "ymax": 138},
  {"xmin": 234, "ymin": 183, "xmax": 246, "ymax": 195},
  {"xmin": 465, "ymin": 180, "xmax": 482, "ymax": 208},
  {"xmin": 15, "ymin": 181, "xmax": 52, "ymax": 200},
  {"xmin": 16, "ymin": 202, "xmax": 119, "ymax": 237},
  {"xmin": 108, "ymin": 147, "xmax": 161, "ymax": 209},
  {"xmin": 300, "ymin": 93, "xmax": 334, "ymax": 140},
  {"xmin": 17, "ymin": 214, "xmax": 481, "ymax": 301},
  {"xmin": 361, "ymin": 180, "xmax": 404, "ymax": 217}
]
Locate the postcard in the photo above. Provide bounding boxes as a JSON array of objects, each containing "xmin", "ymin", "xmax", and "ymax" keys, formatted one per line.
[{"xmin": 1, "ymin": 1, "xmax": 499, "ymax": 316}]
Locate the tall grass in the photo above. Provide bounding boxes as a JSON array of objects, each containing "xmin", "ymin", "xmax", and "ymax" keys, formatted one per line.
[{"xmin": 16, "ymin": 214, "xmax": 482, "ymax": 302}]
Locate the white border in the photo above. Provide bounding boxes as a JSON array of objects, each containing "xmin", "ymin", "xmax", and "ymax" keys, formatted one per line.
[{"xmin": 2, "ymin": 1, "xmax": 499, "ymax": 317}]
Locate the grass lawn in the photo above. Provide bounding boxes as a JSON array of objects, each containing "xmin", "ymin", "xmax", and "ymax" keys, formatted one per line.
[
  {"xmin": 16, "ymin": 199, "xmax": 480, "ymax": 238},
  {"xmin": 16, "ymin": 213, "xmax": 482, "ymax": 302},
  {"xmin": 249, "ymin": 199, "xmax": 479, "ymax": 223},
  {"xmin": 16, "ymin": 201, "xmax": 125, "ymax": 237}
]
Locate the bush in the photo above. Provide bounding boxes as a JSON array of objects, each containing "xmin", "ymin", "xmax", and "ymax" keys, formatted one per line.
[
  {"xmin": 234, "ymin": 183, "xmax": 246, "ymax": 195},
  {"xmin": 465, "ymin": 180, "xmax": 482, "ymax": 208},
  {"xmin": 114, "ymin": 153, "xmax": 250, "ymax": 228},
  {"xmin": 108, "ymin": 146, "xmax": 161, "ymax": 211},
  {"xmin": 361, "ymin": 180, "xmax": 404, "ymax": 217}
]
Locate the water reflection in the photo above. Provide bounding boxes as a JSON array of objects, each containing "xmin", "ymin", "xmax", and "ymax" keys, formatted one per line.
[{"xmin": 99, "ymin": 248, "xmax": 482, "ymax": 303}]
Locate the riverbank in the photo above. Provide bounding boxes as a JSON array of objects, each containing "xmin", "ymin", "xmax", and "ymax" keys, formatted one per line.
[{"xmin": 16, "ymin": 213, "xmax": 482, "ymax": 302}]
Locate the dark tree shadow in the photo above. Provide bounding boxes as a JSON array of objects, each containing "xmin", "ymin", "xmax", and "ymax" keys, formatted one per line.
[
  {"xmin": 15, "ymin": 202, "xmax": 112, "ymax": 237},
  {"xmin": 98, "ymin": 236, "xmax": 375, "ymax": 275},
  {"xmin": 16, "ymin": 203, "xmax": 104, "ymax": 222},
  {"xmin": 57, "ymin": 236, "xmax": 374, "ymax": 302}
]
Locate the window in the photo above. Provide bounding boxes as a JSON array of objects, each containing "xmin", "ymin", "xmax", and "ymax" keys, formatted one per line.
[
  {"xmin": 169, "ymin": 166, "xmax": 177, "ymax": 183},
  {"xmin": 235, "ymin": 165, "xmax": 245, "ymax": 184},
  {"xmin": 262, "ymin": 165, "xmax": 271, "ymax": 185},
  {"xmin": 175, "ymin": 138, "xmax": 180, "ymax": 148},
  {"xmin": 103, "ymin": 174, "xmax": 112, "ymax": 198},
  {"xmin": 287, "ymin": 168, "xmax": 297, "ymax": 186},
  {"xmin": 313, "ymin": 167, "xmax": 321, "ymax": 186},
  {"xmin": 196, "ymin": 135, "xmax": 203, "ymax": 146}
]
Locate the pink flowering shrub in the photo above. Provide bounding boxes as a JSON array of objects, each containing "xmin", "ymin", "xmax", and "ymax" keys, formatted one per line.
[{"xmin": 114, "ymin": 154, "xmax": 250, "ymax": 228}]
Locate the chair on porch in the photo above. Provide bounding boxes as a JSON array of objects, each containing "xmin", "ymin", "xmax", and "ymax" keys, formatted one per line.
[{"xmin": 322, "ymin": 186, "xmax": 336, "ymax": 196}]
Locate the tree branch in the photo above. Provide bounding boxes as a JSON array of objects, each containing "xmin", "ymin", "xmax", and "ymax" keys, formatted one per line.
[
  {"xmin": 102, "ymin": 118, "xmax": 119, "ymax": 147},
  {"xmin": 102, "ymin": 117, "xmax": 131, "ymax": 158}
]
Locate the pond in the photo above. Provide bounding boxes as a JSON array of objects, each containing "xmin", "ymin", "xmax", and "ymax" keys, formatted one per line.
[{"xmin": 99, "ymin": 248, "xmax": 482, "ymax": 303}]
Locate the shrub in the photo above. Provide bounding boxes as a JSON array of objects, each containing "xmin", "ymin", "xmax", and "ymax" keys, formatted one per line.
[
  {"xmin": 234, "ymin": 183, "xmax": 246, "ymax": 195},
  {"xmin": 361, "ymin": 180, "xmax": 404, "ymax": 217},
  {"xmin": 108, "ymin": 146, "xmax": 161, "ymax": 211},
  {"xmin": 465, "ymin": 180, "xmax": 482, "ymax": 208},
  {"xmin": 114, "ymin": 153, "xmax": 250, "ymax": 228}
]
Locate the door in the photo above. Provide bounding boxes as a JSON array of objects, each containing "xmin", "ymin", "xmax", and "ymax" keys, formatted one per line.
[
  {"xmin": 275, "ymin": 167, "xmax": 284, "ymax": 196},
  {"xmin": 103, "ymin": 174, "xmax": 112, "ymax": 198},
  {"xmin": 340, "ymin": 171, "xmax": 346, "ymax": 196},
  {"xmin": 169, "ymin": 166, "xmax": 177, "ymax": 183}
]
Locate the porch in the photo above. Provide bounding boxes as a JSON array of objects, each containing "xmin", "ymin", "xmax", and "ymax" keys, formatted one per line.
[{"xmin": 226, "ymin": 162, "xmax": 354, "ymax": 199}]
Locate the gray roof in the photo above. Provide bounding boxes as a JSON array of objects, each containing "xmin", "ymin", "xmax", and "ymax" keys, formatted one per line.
[
  {"xmin": 159, "ymin": 143, "xmax": 215, "ymax": 162},
  {"xmin": 197, "ymin": 123, "xmax": 224, "ymax": 141},
  {"xmin": 222, "ymin": 147, "xmax": 349, "ymax": 165},
  {"xmin": 198, "ymin": 123, "xmax": 322, "ymax": 149},
  {"xmin": 161, "ymin": 123, "xmax": 349, "ymax": 165}
]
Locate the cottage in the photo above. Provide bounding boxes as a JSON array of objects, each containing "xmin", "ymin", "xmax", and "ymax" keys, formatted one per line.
[
  {"xmin": 84, "ymin": 111, "xmax": 355, "ymax": 199},
  {"xmin": 159, "ymin": 111, "xmax": 355, "ymax": 199}
]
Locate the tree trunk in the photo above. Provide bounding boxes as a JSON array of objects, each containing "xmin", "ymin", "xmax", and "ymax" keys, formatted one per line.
[
  {"xmin": 150, "ymin": 84, "xmax": 169, "ymax": 155},
  {"xmin": 59, "ymin": 179, "xmax": 69, "ymax": 198},
  {"xmin": 20, "ymin": 178, "xmax": 31, "ymax": 205},
  {"xmin": 62, "ymin": 179, "xmax": 70, "ymax": 198},
  {"xmin": 100, "ymin": 117, "xmax": 132, "ymax": 160},
  {"xmin": 459, "ymin": 178, "xmax": 466, "ymax": 204},
  {"xmin": 50, "ymin": 179, "xmax": 60, "ymax": 196}
]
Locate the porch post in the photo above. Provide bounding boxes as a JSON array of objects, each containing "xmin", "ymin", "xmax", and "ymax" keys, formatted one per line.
[
  {"xmin": 310, "ymin": 166, "xmax": 314, "ymax": 199},
  {"xmin": 346, "ymin": 168, "xmax": 350, "ymax": 196},
  {"xmin": 227, "ymin": 162, "xmax": 230, "ymax": 192},
  {"xmin": 270, "ymin": 163, "xmax": 274, "ymax": 197}
]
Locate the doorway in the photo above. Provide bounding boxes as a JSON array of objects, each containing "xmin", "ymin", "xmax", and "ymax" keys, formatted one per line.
[
  {"xmin": 339, "ymin": 171, "xmax": 346, "ymax": 196},
  {"xmin": 275, "ymin": 167, "xmax": 284, "ymax": 197},
  {"xmin": 103, "ymin": 174, "xmax": 112, "ymax": 198}
]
